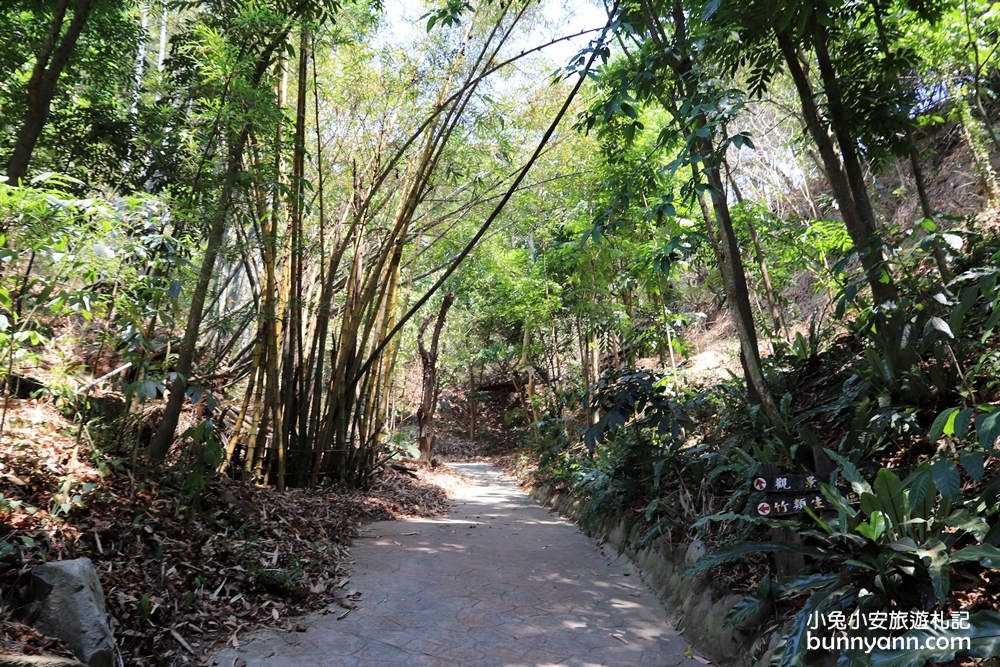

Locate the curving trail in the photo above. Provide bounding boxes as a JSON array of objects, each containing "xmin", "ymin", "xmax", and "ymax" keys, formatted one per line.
[{"xmin": 215, "ymin": 463, "xmax": 702, "ymax": 667}]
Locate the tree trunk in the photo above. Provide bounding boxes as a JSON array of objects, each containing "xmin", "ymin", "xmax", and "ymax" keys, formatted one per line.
[
  {"xmin": 149, "ymin": 129, "xmax": 248, "ymax": 461},
  {"xmin": 710, "ymin": 181, "xmax": 778, "ymax": 422},
  {"xmin": 726, "ymin": 166, "xmax": 787, "ymax": 339},
  {"xmin": 468, "ymin": 361, "xmax": 476, "ymax": 442},
  {"xmin": 278, "ymin": 27, "xmax": 309, "ymax": 490},
  {"xmin": 588, "ymin": 329, "xmax": 600, "ymax": 426},
  {"xmin": 631, "ymin": 0, "xmax": 778, "ymax": 423},
  {"xmin": 416, "ymin": 294, "xmax": 454, "ymax": 460},
  {"xmin": 694, "ymin": 160, "xmax": 775, "ymax": 417},
  {"xmin": 812, "ymin": 26, "xmax": 881, "ymax": 238},
  {"xmin": 957, "ymin": 100, "xmax": 1000, "ymax": 203},
  {"xmin": 778, "ymin": 33, "xmax": 896, "ymax": 305},
  {"xmin": 906, "ymin": 132, "xmax": 951, "ymax": 282},
  {"xmin": 7, "ymin": 0, "xmax": 97, "ymax": 183},
  {"xmin": 866, "ymin": 0, "xmax": 943, "ymax": 280},
  {"xmin": 148, "ymin": 23, "xmax": 291, "ymax": 461},
  {"xmin": 518, "ymin": 324, "xmax": 540, "ymax": 426}
]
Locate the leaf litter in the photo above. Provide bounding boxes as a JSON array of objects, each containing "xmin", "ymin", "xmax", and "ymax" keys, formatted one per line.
[{"xmin": 0, "ymin": 397, "xmax": 454, "ymax": 665}]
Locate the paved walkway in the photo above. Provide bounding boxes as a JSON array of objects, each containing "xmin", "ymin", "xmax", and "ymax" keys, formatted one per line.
[{"xmin": 215, "ymin": 463, "xmax": 702, "ymax": 667}]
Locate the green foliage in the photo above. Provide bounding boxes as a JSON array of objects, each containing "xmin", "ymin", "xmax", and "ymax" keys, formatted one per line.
[
  {"xmin": 724, "ymin": 573, "xmax": 841, "ymax": 631},
  {"xmin": 5, "ymin": 1, "xmax": 1000, "ymax": 663},
  {"xmin": 0, "ymin": 492, "xmax": 38, "ymax": 516},
  {"xmin": 852, "ymin": 610, "xmax": 1000, "ymax": 667},
  {"xmin": 689, "ymin": 458, "xmax": 1000, "ymax": 666},
  {"xmin": 584, "ymin": 367, "xmax": 698, "ymax": 452},
  {"xmin": 53, "ymin": 478, "xmax": 99, "ymax": 517},
  {"xmin": 0, "ymin": 1, "xmax": 142, "ymax": 185},
  {"xmin": 0, "ymin": 178, "xmax": 188, "ymax": 397},
  {"xmin": 180, "ymin": 418, "xmax": 223, "ymax": 495},
  {"xmin": 421, "ymin": 0, "xmax": 474, "ymax": 32},
  {"xmin": 685, "ymin": 540, "xmax": 829, "ymax": 577}
]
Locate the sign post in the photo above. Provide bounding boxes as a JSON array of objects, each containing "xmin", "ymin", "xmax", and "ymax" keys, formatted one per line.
[{"xmin": 754, "ymin": 447, "xmax": 837, "ymax": 576}]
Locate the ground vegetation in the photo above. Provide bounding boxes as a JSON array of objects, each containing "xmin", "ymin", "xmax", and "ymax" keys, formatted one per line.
[{"xmin": 5, "ymin": 0, "xmax": 1000, "ymax": 664}]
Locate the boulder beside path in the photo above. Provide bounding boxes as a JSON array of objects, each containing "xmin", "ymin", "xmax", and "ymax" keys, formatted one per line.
[{"xmin": 27, "ymin": 558, "xmax": 114, "ymax": 667}]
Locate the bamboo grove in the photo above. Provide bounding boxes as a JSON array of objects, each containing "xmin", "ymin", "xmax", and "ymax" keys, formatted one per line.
[
  {"xmin": 146, "ymin": 0, "xmax": 596, "ymax": 489},
  {"xmin": 5, "ymin": 0, "xmax": 1000, "ymax": 494},
  {"xmin": 0, "ymin": 0, "xmax": 607, "ymax": 489}
]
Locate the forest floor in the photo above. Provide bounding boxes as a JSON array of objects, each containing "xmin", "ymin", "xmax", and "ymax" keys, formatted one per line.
[
  {"xmin": 213, "ymin": 462, "xmax": 706, "ymax": 667},
  {"xmin": 0, "ymin": 395, "xmax": 466, "ymax": 665}
]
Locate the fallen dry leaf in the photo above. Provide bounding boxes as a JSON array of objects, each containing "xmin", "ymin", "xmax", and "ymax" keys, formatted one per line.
[{"xmin": 0, "ymin": 393, "xmax": 453, "ymax": 667}]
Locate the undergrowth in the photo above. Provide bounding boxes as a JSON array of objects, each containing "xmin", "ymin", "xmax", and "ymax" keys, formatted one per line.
[{"xmin": 527, "ymin": 215, "xmax": 1000, "ymax": 666}]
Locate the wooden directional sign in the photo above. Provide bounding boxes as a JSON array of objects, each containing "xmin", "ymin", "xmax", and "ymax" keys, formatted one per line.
[
  {"xmin": 752, "ymin": 474, "xmax": 822, "ymax": 493},
  {"xmin": 754, "ymin": 491, "xmax": 860, "ymax": 517},
  {"xmin": 757, "ymin": 452, "xmax": 841, "ymax": 575},
  {"xmin": 752, "ymin": 464, "xmax": 861, "ymax": 517},
  {"xmin": 757, "ymin": 495, "xmax": 827, "ymax": 517}
]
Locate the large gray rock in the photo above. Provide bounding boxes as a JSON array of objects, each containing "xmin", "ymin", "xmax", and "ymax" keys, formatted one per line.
[{"xmin": 28, "ymin": 558, "xmax": 114, "ymax": 667}]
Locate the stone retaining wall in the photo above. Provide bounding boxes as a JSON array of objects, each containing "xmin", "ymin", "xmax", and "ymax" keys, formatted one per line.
[{"xmin": 528, "ymin": 485, "xmax": 763, "ymax": 666}]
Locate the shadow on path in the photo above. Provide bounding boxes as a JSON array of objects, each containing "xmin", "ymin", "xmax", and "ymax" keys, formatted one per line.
[{"xmin": 214, "ymin": 463, "xmax": 702, "ymax": 667}]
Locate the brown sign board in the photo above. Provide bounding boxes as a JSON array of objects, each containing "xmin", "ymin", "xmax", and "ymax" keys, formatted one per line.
[
  {"xmin": 755, "ymin": 492, "xmax": 860, "ymax": 516},
  {"xmin": 751, "ymin": 474, "xmax": 824, "ymax": 493},
  {"xmin": 757, "ymin": 494, "xmax": 826, "ymax": 517}
]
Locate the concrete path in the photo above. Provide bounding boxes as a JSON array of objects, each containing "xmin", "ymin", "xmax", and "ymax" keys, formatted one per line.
[{"xmin": 216, "ymin": 463, "xmax": 702, "ymax": 667}]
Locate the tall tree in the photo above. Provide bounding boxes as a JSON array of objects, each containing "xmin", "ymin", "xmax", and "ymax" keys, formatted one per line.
[
  {"xmin": 416, "ymin": 293, "xmax": 455, "ymax": 460},
  {"xmin": 148, "ymin": 1, "xmax": 326, "ymax": 461},
  {"xmin": 591, "ymin": 0, "xmax": 785, "ymax": 427},
  {"xmin": 6, "ymin": 0, "xmax": 99, "ymax": 182},
  {"xmin": 711, "ymin": 0, "xmax": 906, "ymax": 304}
]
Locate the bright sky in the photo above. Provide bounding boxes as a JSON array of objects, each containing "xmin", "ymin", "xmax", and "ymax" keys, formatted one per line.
[
  {"xmin": 380, "ymin": 0, "xmax": 608, "ymax": 71},
  {"xmin": 539, "ymin": 0, "xmax": 610, "ymax": 67}
]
